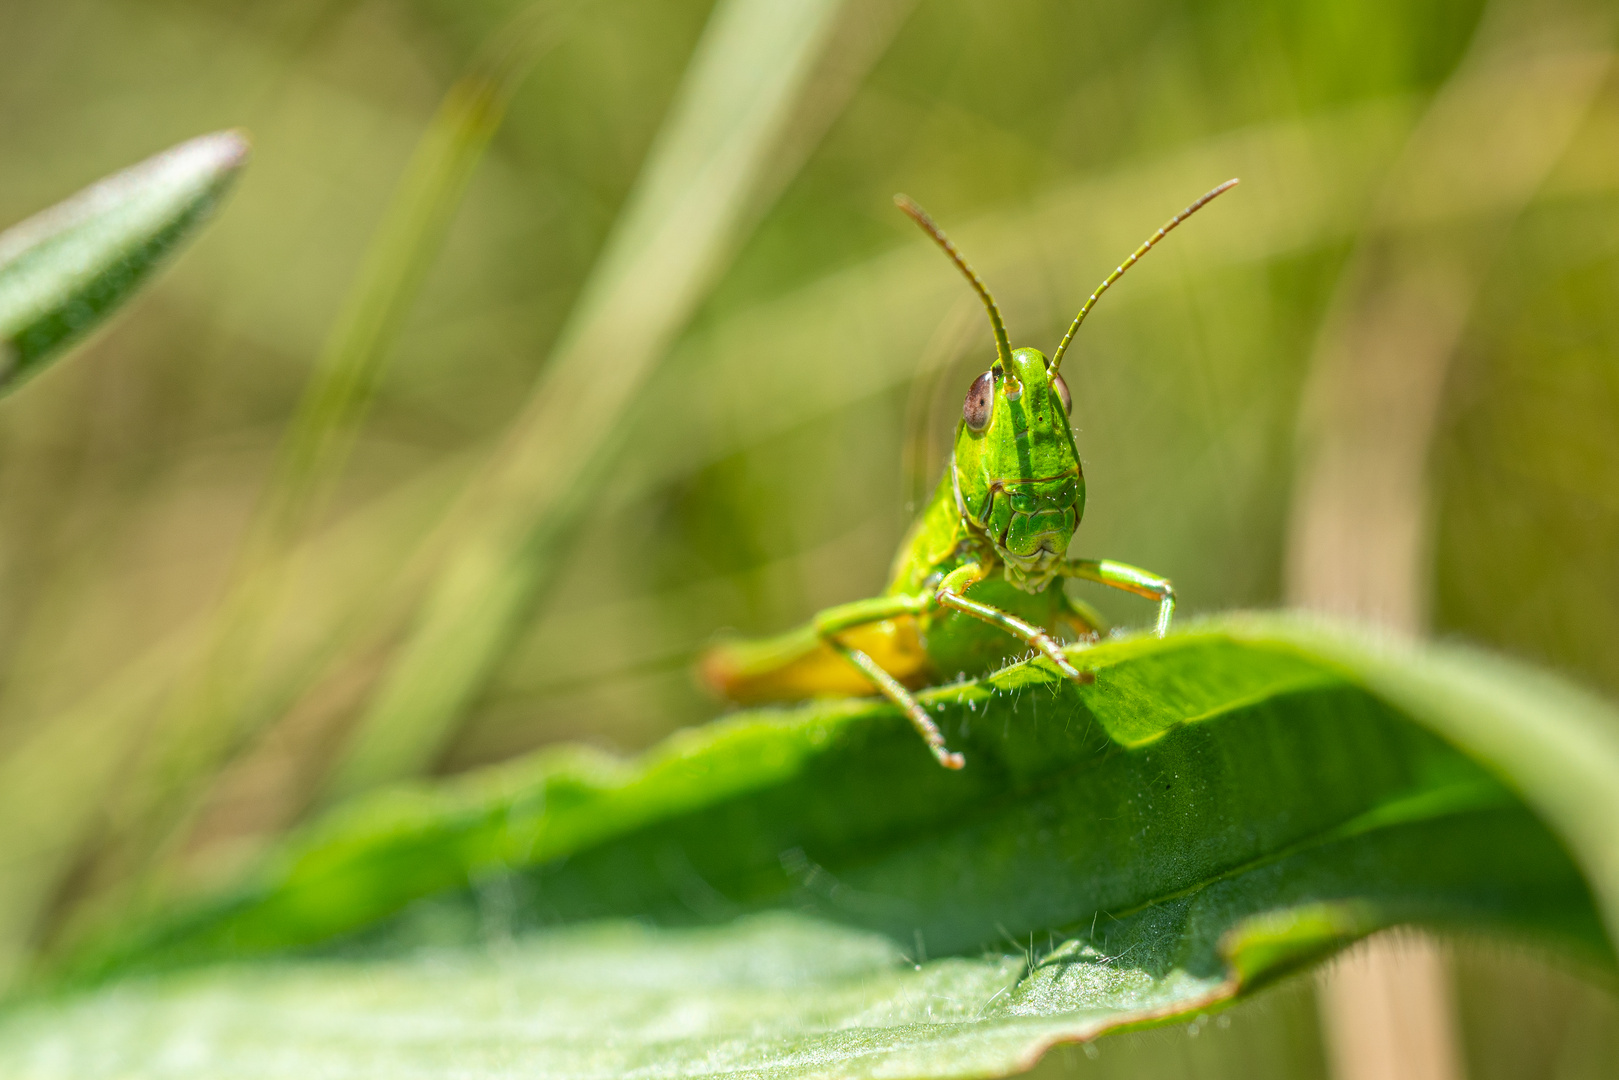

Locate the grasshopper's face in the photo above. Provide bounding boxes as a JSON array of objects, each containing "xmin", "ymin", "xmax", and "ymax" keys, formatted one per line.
[{"xmin": 952, "ymin": 346, "xmax": 1085, "ymax": 592}]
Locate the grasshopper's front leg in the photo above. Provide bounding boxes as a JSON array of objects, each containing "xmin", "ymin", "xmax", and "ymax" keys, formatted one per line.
[
  {"xmin": 815, "ymin": 562, "xmax": 1090, "ymax": 769},
  {"xmin": 1060, "ymin": 558, "xmax": 1176, "ymax": 636},
  {"xmin": 930, "ymin": 563, "xmax": 1088, "ymax": 681},
  {"xmin": 811, "ymin": 593, "xmax": 964, "ymax": 766}
]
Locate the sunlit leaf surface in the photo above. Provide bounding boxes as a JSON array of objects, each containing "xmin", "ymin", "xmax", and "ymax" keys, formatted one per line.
[{"xmin": 6, "ymin": 616, "xmax": 1612, "ymax": 1078}]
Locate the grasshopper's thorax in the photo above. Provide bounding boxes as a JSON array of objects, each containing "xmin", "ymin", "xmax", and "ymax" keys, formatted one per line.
[{"xmin": 952, "ymin": 347, "xmax": 1085, "ymax": 592}]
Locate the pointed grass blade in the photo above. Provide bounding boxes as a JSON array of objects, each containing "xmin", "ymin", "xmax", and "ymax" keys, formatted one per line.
[{"xmin": 0, "ymin": 131, "xmax": 249, "ymax": 391}]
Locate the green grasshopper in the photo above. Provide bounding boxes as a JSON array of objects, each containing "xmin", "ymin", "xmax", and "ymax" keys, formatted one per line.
[{"xmin": 702, "ymin": 179, "xmax": 1237, "ymax": 769}]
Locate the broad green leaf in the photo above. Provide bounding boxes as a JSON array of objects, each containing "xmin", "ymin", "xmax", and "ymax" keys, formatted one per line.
[
  {"xmin": 11, "ymin": 615, "xmax": 1615, "ymax": 1077},
  {"xmin": 0, "ymin": 131, "xmax": 248, "ymax": 390},
  {"xmin": 0, "ymin": 913, "xmax": 1324, "ymax": 1079}
]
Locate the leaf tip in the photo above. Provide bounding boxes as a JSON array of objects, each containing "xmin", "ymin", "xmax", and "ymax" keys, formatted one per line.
[{"xmin": 169, "ymin": 129, "xmax": 253, "ymax": 189}]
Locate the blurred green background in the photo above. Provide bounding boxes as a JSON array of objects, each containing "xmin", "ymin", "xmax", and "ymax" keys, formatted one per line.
[{"xmin": 0, "ymin": 0, "xmax": 1617, "ymax": 1076}]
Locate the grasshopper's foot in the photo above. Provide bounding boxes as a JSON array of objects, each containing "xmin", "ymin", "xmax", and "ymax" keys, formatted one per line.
[
  {"xmin": 1036, "ymin": 634, "xmax": 1087, "ymax": 683},
  {"xmin": 917, "ymin": 721, "xmax": 966, "ymax": 771},
  {"xmin": 1051, "ymin": 660, "xmax": 1097, "ymax": 688},
  {"xmin": 1031, "ymin": 632, "xmax": 1094, "ymax": 685},
  {"xmin": 884, "ymin": 679, "xmax": 966, "ymax": 771},
  {"xmin": 878, "ymin": 675, "xmax": 966, "ymax": 771}
]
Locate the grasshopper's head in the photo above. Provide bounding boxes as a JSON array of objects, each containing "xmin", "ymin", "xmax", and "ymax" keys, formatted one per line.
[
  {"xmin": 895, "ymin": 181, "xmax": 1236, "ymax": 590},
  {"xmin": 951, "ymin": 347, "xmax": 1082, "ymax": 591}
]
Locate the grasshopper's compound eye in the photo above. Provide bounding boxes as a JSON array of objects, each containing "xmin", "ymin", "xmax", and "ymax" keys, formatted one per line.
[
  {"xmin": 964, "ymin": 371, "xmax": 993, "ymax": 430},
  {"xmin": 1051, "ymin": 371, "xmax": 1072, "ymax": 415}
]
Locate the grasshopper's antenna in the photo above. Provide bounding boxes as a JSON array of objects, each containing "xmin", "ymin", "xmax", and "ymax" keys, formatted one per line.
[
  {"xmin": 895, "ymin": 194, "xmax": 1013, "ymax": 368},
  {"xmin": 1049, "ymin": 178, "xmax": 1238, "ymax": 375}
]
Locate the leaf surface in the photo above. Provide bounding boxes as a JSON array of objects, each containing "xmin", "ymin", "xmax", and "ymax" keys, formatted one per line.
[{"xmin": 7, "ymin": 615, "xmax": 1616, "ymax": 1078}]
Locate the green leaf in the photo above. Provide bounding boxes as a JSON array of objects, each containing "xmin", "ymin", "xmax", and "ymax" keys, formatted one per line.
[
  {"xmin": 9, "ymin": 616, "xmax": 1616, "ymax": 1078},
  {"xmin": 0, "ymin": 131, "xmax": 248, "ymax": 390}
]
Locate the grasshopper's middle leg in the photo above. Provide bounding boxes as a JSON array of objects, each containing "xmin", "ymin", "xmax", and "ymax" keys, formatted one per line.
[{"xmin": 1061, "ymin": 558, "xmax": 1176, "ymax": 636}]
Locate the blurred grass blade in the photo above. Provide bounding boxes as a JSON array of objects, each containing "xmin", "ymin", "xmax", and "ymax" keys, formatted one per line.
[
  {"xmin": 0, "ymin": 131, "xmax": 248, "ymax": 391},
  {"xmin": 253, "ymin": 4, "xmax": 575, "ymax": 554},
  {"xmin": 583, "ymin": 74, "xmax": 1619, "ymax": 529},
  {"xmin": 1279, "ymin": 3, "xmax": 1616, "ymax": 1069},
  {"xmin": 0, "ymin": 453, "xmax": 477, "ymax": 990},
  {"xmin": 170, "ymin": 3, "xmax": 569, "ymax": 766},
  {"xmin": 325, "ymin": 0, "xmax": 850, "ymax": 800},
  {"xmin": 592, "ymin": 102, "xmax": 1421, "ymax": 514},
  {"xmin": 19, "ymin": 617, "xmax": 1618, "ymax": 1077},
  {"xmin": 1286, "ymin": 0, "xmax": 1616, "ymax": 630},
  {"xmin": 61, "ymin": 6, "xmax": 577, "ymax": 929}
]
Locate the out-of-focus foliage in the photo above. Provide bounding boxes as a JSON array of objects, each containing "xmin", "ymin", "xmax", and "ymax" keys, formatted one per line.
[
  {"xmin": 0, "ymin": 0, "xmax": 1616, "ymax": 1076},
  {"xmin": 5, "ymin": 620, "xmax": 1616, "ymax": 1078},
  {"xmin": 0, "ymin": 130, "xmax": 248, "ymax": 389}
]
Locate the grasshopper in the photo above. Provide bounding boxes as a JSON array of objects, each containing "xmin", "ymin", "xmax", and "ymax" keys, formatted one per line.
[{"xmin": 701, "ymin": 180, "xmax": 1237, "ymax": 768}]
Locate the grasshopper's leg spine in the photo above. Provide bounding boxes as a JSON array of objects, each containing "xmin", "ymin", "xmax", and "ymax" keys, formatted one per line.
[{"xmin": 1061, "ymin": 558, "xmax": 1176, "ymax": 636}]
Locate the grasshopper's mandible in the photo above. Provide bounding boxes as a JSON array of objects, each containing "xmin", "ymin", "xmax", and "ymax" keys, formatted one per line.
[{"xmin": 701, "ymin": 179, "xmax": 1238, "ymax": 769}]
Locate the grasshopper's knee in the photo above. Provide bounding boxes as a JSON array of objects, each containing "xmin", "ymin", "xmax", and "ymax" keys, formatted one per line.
[{"xmin": 1154, "ymin": 581, "xmax": 1176, "ymax": 637}]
